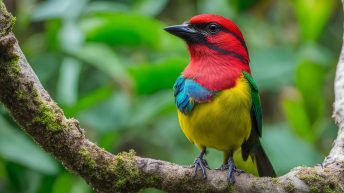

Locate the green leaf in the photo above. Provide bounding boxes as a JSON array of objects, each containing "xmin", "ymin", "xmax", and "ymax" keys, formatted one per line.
[
  {"xmin": 70, "ymin": 177, "xmax": 91, "ymax": 193},
  {"xmin": 78, "ymin": 92, "xmax": 131, "ymax": 132},
  {"xmin": 295, "ymin": 61, "xmax": 325, "ymax": 126},
  {"xmin": 98, "ymin": 132, "xmax": 119, "ymax": 152},
  {"xmin": 293, "ymin": 0, "xmax": 336, "ymax": 41},
  {"xmin": 73, "ymin": 43, "xmax": 131, "ymax": 88},
  {"xmin": 297, "ymin": 42, "xmax": 334, "ymax": 65},
  {"xmin": 250, "ymin": 47, "xmax": 297, "ymax": 91},
  {"xmin": 79, "ymin": 13, "xmax": 165, "ymax": 49},
  {"xmin": 57, "ymin": 57, "xmax": 82, "ymax": 107},
  {"xmin": 36, "ymin": 175, "xmax": 55, "ymax": 193},
  {"xmin": 32, "ymin": 0, "xmax": 89, "ymax": 21},
  {"xmin": 0, "ymin": 117, "xmax": 59, "ymax": 175},
  {"xmin": 25, "ymin": 170, "xmax": 43, "ymax": 193},
  {"xmin": 59, "ymin": 20, "xmax": 84, "ymax": 53},
  {"xmin": 129, "ymin": 91, "xmax": 174, "ymax": 127},
  {"xmin": 51, "ymin": 173, "xmax": 90, "ymax": 193},
  {"xmin": 29, "ymin": 53, "xmax": 61, "ymax": 84},
  {"xmin": 139, "ymin": 188, "xmax": 166, "ymax": 193},
  {"xmin": 197, "ymin": 0, "xmax": 234, "ymax": 18},
  {"xmin": 128, "ymin": 58, "xmax": 187, "ymax": 95},
  {"xmin": 0, "ymin": 158, "xmax": 8, "ymax": 185},
  {"xmin": 64, "ymin": 85, "xmax": 113, "ymax": 116},
  {"xmin": 85, "ymin": 1, "xmax": 129, "ymax": 14},
  {"xmin": 51, "ymin": 173, "xmax": 74, "ymax": 193},
  {"xmin": 261, "ymin": 123, "xmax": 322, "ymax": 175},
  {"xmin": 282, "ymin": 90, "xmax": 315, "ymax": 143},
  {"xmin": 231, "ymin": 0, "xmax": 260, "ymax": 11},
  {"xmin": 133, "ymin": 0, "xmax": 168, "ymax": 16},
  {"xmin": 45, "ymin": 19, "xmax": 61, "ymax": 51}
]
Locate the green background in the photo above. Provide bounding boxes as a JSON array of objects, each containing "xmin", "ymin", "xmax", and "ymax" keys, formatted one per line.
[{"xmin": 0, "ymin": 0, "xmax": 342, "ymax": 192}]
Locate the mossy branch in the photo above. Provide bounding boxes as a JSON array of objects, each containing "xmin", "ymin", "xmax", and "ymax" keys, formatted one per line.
[{"xmin": 1, "ymin": 1, "xmax": 344, "ymax": 193}]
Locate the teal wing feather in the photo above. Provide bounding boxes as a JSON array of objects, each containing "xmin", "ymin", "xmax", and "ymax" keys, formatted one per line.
[
  {"xmin": 173, "ymin": 76, "xmax": 214, "ymax": 114},
  {"xmin": 242, "ymin": 71, "xmax": 262, "ymax": 137}
]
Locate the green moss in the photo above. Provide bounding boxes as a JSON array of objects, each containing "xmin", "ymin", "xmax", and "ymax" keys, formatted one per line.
[
  {"xmin": 324, "ymin": 186, "xmax": 335, "ymax": 193},
  {"xmin": 226, "ymin": 184, "xmax": 235, "ymax": 192},
  {"xmin": 80, "ymin": 147, "xmax": 96, "ymax": 169},
  {"xmin": 271, "ymin": 178, "xmax": 279, "ymax": 185},
  {"xmin": 283, "ymin": 181, "xmax": 295, "ymax": 193},
  {"xmin": 297, "ymin": 168, "xmax": 342, "ymax": 193},
  {"xmin": 270, "ymin": 178, "xmax": 295, "ymax": 193},
  {"xmin": 298, "ymin": 168, "xmax": 322, "ymax": 185},
  {"xmin": 0, "ymin": 2, "xmax": 16, "ymax": 37},
  {"xmin": 110, "ymin": 150, "xmax": 140, "ymax": 192},
  {"xmin": 325, "ymin": 184, "xmax": 341, "ymax": 193},
  {"xmin": 1, "ymin": 55, "xmax": 20, "ymax": 84},
  {"xmin": 251, "ymin": 177, "xmax": 271, "ymax": 190},
  {"xmin": 32, "ymin": 103, "xmax": 65, "ymax": 132},
  {"xmin": 9, "ymin": 56, "xmax": 20, "ymax": 75},
  {"xmin": 6, "ymin": 56, "xmax": 66, "ymax": 132},
  {"xmin": 298, "ymin": 171, "xmax": 322, "ymax": 193},
  {"xmin": 309, "ymin": 186, "xmax": 320, "ymax": 193},
  {"xmin": 309, "ymin": 184, "xmax": 340, "ymax": 193},
  {"xmin": 9, "ymin": 15, "xmax": 16, "ymax": 30},
  {"xmin": 299, "ymin": 173, "xmax": 322, "ymax": 184},
  {"xmin": 28, "ymin": 84, "xmax": 66, "ymax": 132},
  {"xmin": 146, "ymin": 175, "xmax": 160, "ymax": 186},
  {"xmin": 15, "ymin": 90, "xmax": 24, "ymax": 100}
]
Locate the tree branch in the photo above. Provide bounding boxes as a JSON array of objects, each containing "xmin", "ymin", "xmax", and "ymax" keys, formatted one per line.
[
  {"xmin": 326, "ymin": 10, "xmax": 344, "ymax": 164},
  {"xmin": 0, "ymin": 2, "xmax": 344, "ymax": 193}
]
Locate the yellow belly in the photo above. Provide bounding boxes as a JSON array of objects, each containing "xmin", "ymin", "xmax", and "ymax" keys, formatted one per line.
[{"xmin": 177, "ymin": 76, "xmax": 252, "ymax": 153}]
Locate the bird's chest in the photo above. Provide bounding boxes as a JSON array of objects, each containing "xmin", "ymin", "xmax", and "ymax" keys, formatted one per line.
[{"xmin": 177, "ymin": 78, "xmax": 252, "ymax": 152}]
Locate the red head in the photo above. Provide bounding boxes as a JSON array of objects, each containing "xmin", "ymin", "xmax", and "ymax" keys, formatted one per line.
[{"xmin": 165, "ymin": 14, "xmax": 251, "ymax": 91}]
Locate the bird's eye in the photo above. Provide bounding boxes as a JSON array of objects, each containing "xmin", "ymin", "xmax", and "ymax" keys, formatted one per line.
[{"xmin": 207, "ymin": 23, "xmax": 220, "ymax": 33}]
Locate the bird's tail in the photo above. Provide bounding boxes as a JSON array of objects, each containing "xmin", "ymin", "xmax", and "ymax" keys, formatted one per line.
[{"xmin": 254, "ymin": 142, "xmax": 276, "ymax": 177}]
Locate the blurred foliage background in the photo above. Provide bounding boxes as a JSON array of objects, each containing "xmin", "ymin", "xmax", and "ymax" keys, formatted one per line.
[{"xmin": 0, "ymin": 0, "xmax": 343, "ymax": 192}]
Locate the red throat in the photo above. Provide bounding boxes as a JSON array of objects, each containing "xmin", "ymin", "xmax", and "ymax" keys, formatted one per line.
[{"xmin": 183, "ymin": 44, "xmax": 251, "ymax": 91}]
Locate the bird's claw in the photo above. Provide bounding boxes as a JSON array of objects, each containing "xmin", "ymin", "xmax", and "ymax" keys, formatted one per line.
[
  {"xmin": 193, "ymin": 156, "xmax": 208, "ymax": 179},
  {"xmin": 224, "ymin": 158, "xmax": 244, "ymax": 184}
]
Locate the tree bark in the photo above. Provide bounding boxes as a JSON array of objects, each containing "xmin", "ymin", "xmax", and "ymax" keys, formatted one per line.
[{"xmin": 0, "ymin": 1, "xmax": 344, "ymax": 193}]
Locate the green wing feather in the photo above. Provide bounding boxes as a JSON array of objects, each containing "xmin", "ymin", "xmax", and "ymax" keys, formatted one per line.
[
  {"xmin": 242, "ymin": 71, "xmax": 262, "ymax": 137},
  {"xmin": 241, "ymin": 72, "xmax": 276, "ymax": 177}
]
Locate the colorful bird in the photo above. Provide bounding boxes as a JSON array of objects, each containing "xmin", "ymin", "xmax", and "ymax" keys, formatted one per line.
[{"xmin": 164, "ymin": 14, "xmax": 276, "ymax": 183}]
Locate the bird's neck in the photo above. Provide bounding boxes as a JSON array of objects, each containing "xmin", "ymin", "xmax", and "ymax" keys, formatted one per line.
[{"xmin": 183, "ymin": 54, "xmax": 250, "ymax": 92}]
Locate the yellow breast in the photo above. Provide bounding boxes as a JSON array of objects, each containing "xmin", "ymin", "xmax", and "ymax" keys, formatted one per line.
[{"xmin": 177, "ymin": 75, "xmax": 252, "ymax": 153}]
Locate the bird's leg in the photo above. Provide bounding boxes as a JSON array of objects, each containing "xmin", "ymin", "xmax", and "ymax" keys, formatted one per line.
[
  {"xmin": 193, "ymin": 151, "xmax": 208, "ymax": 179},
  {"xmin": 223, "ymin": 156, "xmax": 243, "ymax": 184}
]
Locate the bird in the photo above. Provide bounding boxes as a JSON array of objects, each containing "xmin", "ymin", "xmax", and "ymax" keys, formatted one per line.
[{"xmin": 164, "ymin": 14, "xmax": 276, "ymax": 183}]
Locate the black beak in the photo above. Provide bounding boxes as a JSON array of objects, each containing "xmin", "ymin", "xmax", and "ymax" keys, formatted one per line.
[{"xmin": 164, "ymin": 23, "xmax": 200, "ymax": 42}]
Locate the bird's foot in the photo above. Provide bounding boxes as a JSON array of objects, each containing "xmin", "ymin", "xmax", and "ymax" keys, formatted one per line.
[
  {"xmin": 223, "ymin": 157, "xmax": 243, "ymax": 184},
  {"xmin": 218, "ymin": 164, "xmax": 244, "ymax": 173},
  {"xmin": 193, "ymin": 152, "xmax": 208, "ymax": 179}
]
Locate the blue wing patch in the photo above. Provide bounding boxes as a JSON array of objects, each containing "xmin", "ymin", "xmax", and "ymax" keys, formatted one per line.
[
  {"xmin": 184, "ymin": 79, "xmax": 214, "ymax": 102},
  {"xmin": 173, "ymin": 76, "xmax": 214, "ymax": 114}
]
